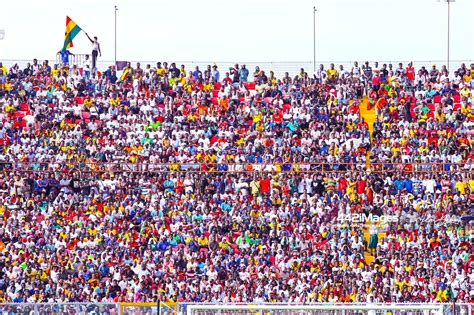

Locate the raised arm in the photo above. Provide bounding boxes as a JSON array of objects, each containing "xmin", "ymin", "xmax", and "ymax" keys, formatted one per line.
[{"xmin": 85, "ymin": 32, "xmax": 93, "ymax": 43}]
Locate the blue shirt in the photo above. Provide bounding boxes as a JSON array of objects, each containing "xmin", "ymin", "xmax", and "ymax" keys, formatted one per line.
[
  {"xmin": 192, "ymin": 70, "xmax": 201, "ymax": 80},
  {"xmin": 239, "ymin": 68, "xmax": 249, "ymax": 82},
  {"xmin": 320, "ymin": 146, "xmax": 329, "ymax": 155},
  {"xmin": 394, "ymin": 179, "xmax": 405, "ymax": 192},
  {"xmin": 60, "ymin": 50, "xmax": 72, "ymax": 63},
  {"xmin": 404, "ymin": 179, "xmax": 413, "ymax": 193},
  {"xmin": 212, "ymin": 70, "xmax": 220, "ymax": 82},
  {"xmin": 164, "ymin": 179, "xmax": 174, "ymax": 192}
]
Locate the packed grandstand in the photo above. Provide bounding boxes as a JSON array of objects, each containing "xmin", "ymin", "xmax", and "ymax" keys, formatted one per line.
[{"xmin": 0, "ymin": 59, "xmax": 472, "ymax": 306}]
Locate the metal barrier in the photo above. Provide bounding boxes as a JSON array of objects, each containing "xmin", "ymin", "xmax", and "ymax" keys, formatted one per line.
[
  {"xmin": 1, "ymin": 58, "xmax": 473, "ymax": 78},
  {"xmin": 179, "ymin": 303, "xmax": 473, "ymax": 315},
  {"xmin": 0, "ymin": 161, "xmax": 471, "ymax": 174},
  {"xmin": 0, "ymin": 302, "xmax": 469, "ymax": 315},
  {"xmin": 0, "ymin": 303, "xmax": 120, "ymax": 314},
  {"xmin": 120, "ymin": 302, "xmax": 158, "ymax": 315},
  {"xmin": 55, "ymin": 53, "xmax": 89, "ymax": 67}
]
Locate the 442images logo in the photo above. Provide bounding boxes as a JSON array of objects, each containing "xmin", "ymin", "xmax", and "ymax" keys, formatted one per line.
[{"xmin": 337, "ymin": 213, "xmax": 398, "ymax": 224}]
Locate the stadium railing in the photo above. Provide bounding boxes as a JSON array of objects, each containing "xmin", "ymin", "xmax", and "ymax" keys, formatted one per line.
[
  {"xmin": 2, "ymin": 57, "xmax": 473, "ymax": 78},
  {"xmin": 180, "ymin": 303, "xmax": 474, "ymax": 315},
  {"xmin": 120, "ymin": 301, "xmax": 177, "ymax": 315},
  {"xmin": 0, "ymin": 302, "xmax": 470, "ymax": 315},
  {"xmin": 0, "ymin": 303, "xmax": 120, "ymax": 314},
  {"xmin": 55, "ymin": 53, "xmax": 88, "ymax": 67},
  {"xmin": 0, "ymin": 302, "xmax": 176, "ymax": 315},
  {"xmin": 0, "ymin": 161, "xmax": 472, "ymax": 174}
]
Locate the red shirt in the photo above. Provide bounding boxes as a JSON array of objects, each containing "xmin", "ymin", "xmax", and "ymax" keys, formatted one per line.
[
  {"xmin": 406, "ymin": 67, "xmax": 415, "ymax": 81},
  {"xmin": 273, "ymin": 112, "xmax": 283, "ymax": 123},
  {"xmin": 338, "ymin": 178, "xmax": 348, "ymax": 192},
  {"xmin": 372, "ymin": 76, "xmax": 381, "ymax": 86},
  {"xmin": 356, "ymin": 180, "xmax": 366, "ymax": 195},
  {"xmin": 366, "ymin": 187, "xmax": 374, "ymax": 204},
  {"xmin": 401, "ymin": 147, "xmax": 411, "ymax": 155},
  {"xmin": 260, "ymin": 178, "xmax": 271, "ymax": 193},
  {"xmin": 358, "ymin": 121, "xmax": 368, "ymax": 129}
]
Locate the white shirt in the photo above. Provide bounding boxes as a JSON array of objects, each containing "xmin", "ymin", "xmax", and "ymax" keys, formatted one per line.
[{"xmin": 82, "ymin": 58, "xmax": 91, "ymax": 70}]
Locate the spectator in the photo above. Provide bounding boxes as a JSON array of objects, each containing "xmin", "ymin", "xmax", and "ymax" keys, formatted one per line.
[{"xmin": 85, "ymin": 33, "xmax": 101, "ymax": 70}]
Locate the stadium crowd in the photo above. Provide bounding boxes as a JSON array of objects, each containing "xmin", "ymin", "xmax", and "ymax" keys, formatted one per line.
[{"xmin": 0, "ymin": 58, "xmax": 472, "ymax": 306}]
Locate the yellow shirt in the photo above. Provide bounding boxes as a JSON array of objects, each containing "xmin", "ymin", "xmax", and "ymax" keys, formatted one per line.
[
  {"xmin": 197, "ymin": 237, "xmax": 208, "ymax": 246},
  {"xmin": 327, "ymin": 68, "xmax": 337, "ymax": 79},
  {"xmin": 203, "ymin": 83, "xmax": 213, "ymax": 92},
  {"xmin": 84, "ymin": 98, "xmax": 93, "ymax": 108},
  {"xmin": 110, "ymin": 97, "xmax": 120, "ymax": 106},
  {"xmin": 252, "ymin": 113, "xmax": 262, "ymax": 123},
  {"xmin": 463, "ymin": 74, "xmax": 472, "ymax": 84},
  {"xmin": 469, "ymin": 179, "xmax": 474, "ymax": 191},
  {"xmin": 156, "ymin": 67, "xmax": 165, "ymax": 76},
  {"xmin": 250, "ymin": 180, "xmax": 260, "ymax": 195},
  {"xmin": 5, "ymin": 104, "xmax": 15, "ymax": 113},
  {"xmin": 460, "ymin": 88, "xmax": 471, "ymax": 98},
  {"xmin": 418, "ymin": 146, "xmax": 429, "ymax": 154},
  {"xmin": 436, "ymin": 289, "xmax": 448, "ymax": 301},
  {"xmin": 455, "ymin": 181, "xmax": 467, "ymax": 194}
]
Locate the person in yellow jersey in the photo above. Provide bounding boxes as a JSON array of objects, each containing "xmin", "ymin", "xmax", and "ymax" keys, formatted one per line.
[{"xmin": 327, "ymin": 63, "xmax": 338, "ymax": 83}]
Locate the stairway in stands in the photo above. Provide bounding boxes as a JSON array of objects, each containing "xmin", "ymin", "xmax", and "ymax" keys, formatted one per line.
[
  {"xmin": 359, "ymin": 96, "xmax": 376, "ymax": 140},
  {"xmin": 358, "ymin": 97, "xmax": 384, "ymax": 265}
]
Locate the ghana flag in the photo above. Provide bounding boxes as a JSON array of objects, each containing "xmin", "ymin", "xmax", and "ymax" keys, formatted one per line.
[{"xmin": 63, "ymin": 16, "xmax": 82, "ymax": 51}]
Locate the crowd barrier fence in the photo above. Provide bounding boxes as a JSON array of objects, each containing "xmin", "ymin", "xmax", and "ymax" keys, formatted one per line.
[
  {"xmin": 0, "ymin": 302, "xmax": 471, "ymax": 315},
  {"xmin": 180, "ymin": 303, "xmax": 473, "ymax": 315},
  {"xmin": 0, "ymin": 161, "xmax": 472, "ymax": 174},
  {"xmin": 1, "ymin": 57, "xmax": 472, "ymax": 78}
]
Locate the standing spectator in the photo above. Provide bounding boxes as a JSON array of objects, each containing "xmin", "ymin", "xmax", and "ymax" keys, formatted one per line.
[
  {"xmin": 57, "ymin": 49, "xmax": 74, "ymax": 65},
  {"xmin": 82, "ymin": 54, "xmax": 91, "ymax": 81},
  {"xmin": 230, "ymin": 64, "xmax": 240, "ymax": 87},
  {"xmin": 211, "ymin": 64, "xmax": 220, "ymax": 82},
  {"xmin": 239, "ymin": 64, "xmax": 249, "ymax": 82},
  {"xmin": 85, "ymin": 33, "xmax": 101, "ymax": 70}
]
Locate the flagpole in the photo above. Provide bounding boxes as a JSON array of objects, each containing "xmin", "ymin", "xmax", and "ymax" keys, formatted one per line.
[{"xmin": 114, "ymin": 5, "xmax": 118, "ymax": 66}]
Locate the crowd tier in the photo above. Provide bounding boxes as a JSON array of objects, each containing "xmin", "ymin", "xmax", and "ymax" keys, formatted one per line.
[{"xmin": 0, "ymin": 60, "xmax": 472, "ymax": 304}]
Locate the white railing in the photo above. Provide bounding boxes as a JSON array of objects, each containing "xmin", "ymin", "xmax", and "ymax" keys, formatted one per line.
[
  {"xmin": 0, "ymin": 302, "xmax": 469, "ymax": 315},
  {"xmin": 1, "ymin": 58, "xmax": 472, "ymax": 78},
  {"xmin": 182, "ymin": 303, "xmax": 473, "ymax": 315},
  {"xmin": 0, "ymin": 303, "xmax": 120, "ymax": 314},
  {"xmin": 55, "ymin": 52, "xmax": 89, "ymax": 66}
]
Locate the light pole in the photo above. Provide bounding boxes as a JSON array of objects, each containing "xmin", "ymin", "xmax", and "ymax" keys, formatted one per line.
[
  {"xmin": 114, "ymin": 5, "xmax": 118, "ymax": 66},
  {"xmin": 440, "ymin": 0, "xmax": 455, "ymax": 71},
  {"xmin": 313, "ymin": 6, "xmax": 317, "ymax": 73},
  {"xmin": 0, "ymin": 29, "xmax": 4, "ymax": 62}
]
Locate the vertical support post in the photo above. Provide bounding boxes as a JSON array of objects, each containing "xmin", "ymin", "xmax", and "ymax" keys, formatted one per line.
[
  {"xmin": 313, "ymin": 6, "xmax": 316, "ymax": 73},
  {"xmin": 447, "ymin": 0, "xmax": 450, "ymax": 71},
  {"xmin": 114, "ymin": 5, "xmax": 118, "ymax": 67}
]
